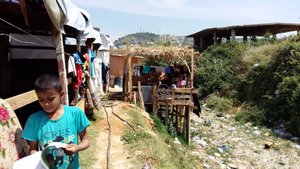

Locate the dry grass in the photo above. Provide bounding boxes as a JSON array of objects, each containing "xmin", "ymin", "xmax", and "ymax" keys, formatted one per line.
[{"xmin": 79, "ymin": 109, "xmax": 104, "ymax": 169}]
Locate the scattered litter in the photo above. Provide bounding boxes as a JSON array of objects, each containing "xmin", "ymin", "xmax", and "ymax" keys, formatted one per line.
[
  {"xmin": 174, "ymin": 137, "xmax": 181, "ymax": 145},
  {"xmin": 253, "ymin": 130, "xmax": 261, "ymax": 136},
  {"xmin": 142, "ymin": 157, "xmax": 152, "ymax": 169},
  {"xmin": 218, "ymin": 145, "xmax": 232, "ymax": 153},
  {"xmin": 264, "ymin": 141, "xmax": 274, "ymax": 149}
]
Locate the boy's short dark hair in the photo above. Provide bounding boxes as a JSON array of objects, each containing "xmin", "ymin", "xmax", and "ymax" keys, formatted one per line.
[{"xmin": 34, "ymin": 74, "xmax": 62, "ymax": 92}]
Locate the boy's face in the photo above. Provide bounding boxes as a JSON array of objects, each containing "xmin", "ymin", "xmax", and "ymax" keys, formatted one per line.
[{"xmin": 36, "ymin": 88, "xmax": 63, "ymax": 114}]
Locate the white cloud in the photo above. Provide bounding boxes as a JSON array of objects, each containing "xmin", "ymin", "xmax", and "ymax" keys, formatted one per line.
[{"xmin": 73, "ymin": 0, "xmax": 300, "ymax": 23}]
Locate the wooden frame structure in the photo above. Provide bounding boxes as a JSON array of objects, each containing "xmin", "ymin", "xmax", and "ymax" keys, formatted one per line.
[{"xmin": 111, "ymin": 46, "xmax": 197, "ymax": 144}]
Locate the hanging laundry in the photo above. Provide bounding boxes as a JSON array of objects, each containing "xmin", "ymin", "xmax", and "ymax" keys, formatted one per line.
[
  {"xmin": 67, "ymin": 55, "xmax": 76, "ymax": 76},
  {"xmin": 165, "ymin": 66, "xmax": 171, "ymax": 74},
  {"xmin": 73, "ymin": 50, "xmax": 84, "ymax": 65},
  {"xmin": 88, "ymin": 50, "xmax": 96, "ymax": 78},
  {"xmin": 72, "ymin": 64, "xmax": 83, "ymax": 90},
  {"xmin": 143, "ymin": 66, "xmax": 151, "ymax": 74}
]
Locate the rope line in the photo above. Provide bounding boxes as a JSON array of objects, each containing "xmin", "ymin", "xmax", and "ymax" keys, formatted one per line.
[
  {"xmin": 101, "ymin": 101, "xmax": 137, "ymax": 169},
  {"xmin": 0, "ymin": 17, "xmax": 54, "ymax": 47},
  {"xmin": 102, "ymin": 105, "xmax": 112, "ymax": 169}
]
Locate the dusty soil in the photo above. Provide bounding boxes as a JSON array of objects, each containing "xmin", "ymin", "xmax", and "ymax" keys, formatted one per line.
[
  {"xmin": 92, "ymin": 101, "xmax": 134, "ymax": 169},
  {"xmin": 89, "ymin": 100, "xmax": 300, "ymax": 169}
]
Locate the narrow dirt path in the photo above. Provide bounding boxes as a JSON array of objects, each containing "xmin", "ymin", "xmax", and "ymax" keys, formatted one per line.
[{"xmin": 92, "ymin": 101, "xmax": 133, "ymax": 169}]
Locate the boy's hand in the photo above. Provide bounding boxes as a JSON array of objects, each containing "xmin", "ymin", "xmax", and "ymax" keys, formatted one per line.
[{"xmin": 65, "ymin": 144, "xmax": 78, "ymax": 155}]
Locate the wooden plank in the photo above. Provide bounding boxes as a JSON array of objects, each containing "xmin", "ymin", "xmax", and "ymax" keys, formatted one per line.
[
  {"xmin": 173, "ymin": 88, "xmax": 198, "ymax": 94},
  {"xmin": 152, "ymin": 85, "xmax": 157, "ymax": 115},
  {"xmin": 5, "ymin": 90, "xmax": 37, "ymax": 110},
  {"xmin": 137, "ymin": 81, "xmax": 145, "ymax": 110}
]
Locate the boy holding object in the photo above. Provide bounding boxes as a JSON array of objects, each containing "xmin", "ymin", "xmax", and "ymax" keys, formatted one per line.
[{"xmin": 22, "ymin": 74, "xmax": 90, "ymax": 169}]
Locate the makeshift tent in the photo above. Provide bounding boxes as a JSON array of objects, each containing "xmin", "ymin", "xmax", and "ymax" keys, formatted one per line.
[{"xmin": 95, "ymin": 33, "xmax": 114, "ymax": 94}]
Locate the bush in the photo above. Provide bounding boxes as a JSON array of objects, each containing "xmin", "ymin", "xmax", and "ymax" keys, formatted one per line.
[
  {"xmin": 234, "ymin": 103, "xmax": 266, "ymax": 125},
  {"xmin": 206, "ymin": 94, "xmax": 234, "ymax": 112},
  {"xmin": 236, "ymin": 36, "xmax": 300, "ymax": 135},
  {"xmin": 195, "ymin": 42, "xmax": 247, "ymax": 98}
]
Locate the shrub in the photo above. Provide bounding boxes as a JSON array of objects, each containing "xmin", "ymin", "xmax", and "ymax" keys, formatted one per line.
[
  {"xmin": 195, "ymin": 42, "xmax": 247, "ymax": 98},
  {"xmin": 234, "ymin": 103, "xmax": 266, "ymax": 125},
  {"xmin": 206, "ymin": 94, "xmax": 234, "ymax": 112}
]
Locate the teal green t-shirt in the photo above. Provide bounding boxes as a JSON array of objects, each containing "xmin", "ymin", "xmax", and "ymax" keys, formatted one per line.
[{"xmin": 22, "ymin": 105, "xmax": 90, "ymax": 169}]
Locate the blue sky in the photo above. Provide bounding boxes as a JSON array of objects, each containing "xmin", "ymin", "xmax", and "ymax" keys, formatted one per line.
[{"xmin": 73, "ymin": 0, "xmax": 300, "ymax": 41}]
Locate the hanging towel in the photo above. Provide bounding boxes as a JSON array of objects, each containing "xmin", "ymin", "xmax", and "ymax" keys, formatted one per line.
[
  {"xmin": 67, "ymin": 56, "xmax": 76, "ymax": 76},
  {"xmin": 143, "ymin": 66, "xmax": 151, "ymax": 74}
]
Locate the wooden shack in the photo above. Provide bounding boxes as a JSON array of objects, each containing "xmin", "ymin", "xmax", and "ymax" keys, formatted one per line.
[
  {"xmin": 111, "ymin": 46, "xmax": 199, "ymax": 144},
  {"xmin": 0, "ymin": 1, "xmax": 101, "ymax": 167}
]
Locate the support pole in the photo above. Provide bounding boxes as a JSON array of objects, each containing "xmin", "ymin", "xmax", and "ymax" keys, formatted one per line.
[
  {"xmin": 231, "ymin": 29, "xmax": 236, "ymax": 41},
  {"xmin": 213, "ymin": 31, "xmax": 217, "ymax": 44},
  {"xmin": 191, "ymin": 49, "xmax": 194, "ymax": 88},
  {"xmin": 126, "ymin": 36, "xmax": 132, "ymax": 101},
  {"xmin": 52, "ymin": 28, "xmax": 69, "ymax": 105},
  {"xmin": 138, "ymin": 81, "xmax": 145, "ymax": 110}
]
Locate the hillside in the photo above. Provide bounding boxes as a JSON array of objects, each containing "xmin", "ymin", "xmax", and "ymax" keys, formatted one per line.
[
  {"xmin": 113, "ymin": 32, "xmax": 159, "ymax": 48},
  {"xmin": 113, "ymin": 32, "xmax": 193, "ymax": 48}
]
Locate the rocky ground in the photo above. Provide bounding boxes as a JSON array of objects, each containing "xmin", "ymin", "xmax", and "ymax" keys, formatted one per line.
[
  {"xmin": 190, "ymin": 105, "xmax": 300, "ymax": 169},
  {"xmin": 87, "ymin": 99, "xmax": 300, "ymax": 169}
]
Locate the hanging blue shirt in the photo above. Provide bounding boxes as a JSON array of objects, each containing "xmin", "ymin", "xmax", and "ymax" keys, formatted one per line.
[{"xmin": 88, "ymin": 50, "xmax": 95, "ymax": 78}]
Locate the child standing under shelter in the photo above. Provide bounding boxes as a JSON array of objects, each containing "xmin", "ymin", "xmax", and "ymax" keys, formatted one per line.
[{"xmin": 22, "ymin": 74, "xmax": 90, "ymax": 169}]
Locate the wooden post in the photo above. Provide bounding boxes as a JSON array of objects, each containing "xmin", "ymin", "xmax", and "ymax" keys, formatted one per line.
[
  {"xmin": 165, "ymin": 99, "xmax": 169, "ymax": 126},
  {"xmin": 231, "ymin": 29, "xmax": 236, "ymax": 41},
  {"xmin": 126, "ymin": 37, "xmax": 132, "ymax": 101},
  {"xmin": 137, "ymin": 81, "xmax": 145, "ymax": 110},
  {"xmin": 133, "ymin": 91, "xmax": 137, "ymax": 105},
  {"xmin": 123, "ymin": 55, "xmax": 128, "ymax": 94},
  {"xmin": 186, "ymin": 105, "xmax": 191, "ymax": 145},
  {"xmin": 191, "ymin": 49, "xmax": 194, "ymax": 88},
  {"xmin": 213, "ymin": 31, "xmax": 217, "ymax": 44},
  {"xmin": 52, "ymin": 28, "xmax": 69, "ymax": 105},
  {"xmin": 243, "ymin": 35, "xmax": 247, "ymax": 42},
  {"xmin": 127, "ymin": 54, "xmax": 132, "ymax": 100},
  {"xmin": 152, "ymin": 85, "xmax": 157, "ymax": 115}
]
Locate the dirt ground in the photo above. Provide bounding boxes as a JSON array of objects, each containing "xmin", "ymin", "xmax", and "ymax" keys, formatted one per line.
[
  {"xmin": 91, "ymin": 101, "xmax": 134, "ymax": 169},
  {"xmin": 88, "ymin": 99, "xmax": 300, "ymax": 169}
]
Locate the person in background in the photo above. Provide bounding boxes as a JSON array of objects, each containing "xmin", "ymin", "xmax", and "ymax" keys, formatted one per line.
[{"xmin": 22, "ymin": 74, "xmax": 90, "ymax": 169}]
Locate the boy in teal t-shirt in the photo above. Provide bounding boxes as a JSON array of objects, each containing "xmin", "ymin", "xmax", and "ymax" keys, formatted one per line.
[{"xmin": 22, "ymin": 74, "xmax": 90, "ymax": 169}]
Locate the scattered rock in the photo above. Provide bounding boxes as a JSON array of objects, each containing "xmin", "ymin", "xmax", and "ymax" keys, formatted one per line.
[
  {"xmin": 278, "ymin": 161, "xmax": 285, "ymax": 166},
  {"xmin": 216, "ymin": 112, "xmax": 224, "ymax": 117},
  {"xmin": 293, "ymin": 144, "xmax": 300, "ymax": 149},
  {"xmin": 291, "ymin": 137, "xmax": 300, "ymax": 142},
  {"xmin": 214, "ymin": 152, "xmax": 221, "ymax": 157},
  {"xmin": 227, "ymin": 163, "xmax": 238, "ymax": 169},
  {"xmin": 203, "ymin": 163, "xmax": 210, "ymax": 168}
]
